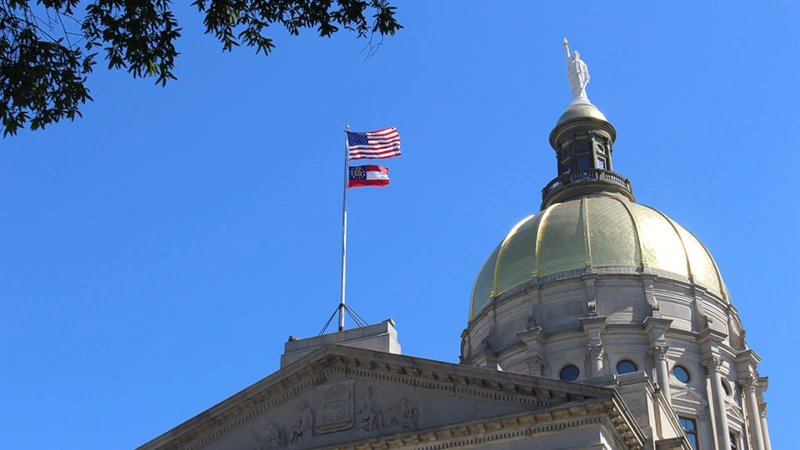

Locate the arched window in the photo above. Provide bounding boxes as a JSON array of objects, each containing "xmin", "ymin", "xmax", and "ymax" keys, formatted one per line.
[{"xmin": 721, "ymin": 379, "xmax": 731, "ymax": 397}]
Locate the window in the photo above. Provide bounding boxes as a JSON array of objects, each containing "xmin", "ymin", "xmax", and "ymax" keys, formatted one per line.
[
  {"xmin": 722, "ymin": 380, "xmax": 731, "ymax": 397},
  {"xmin": 579, "ymin": 157, "xmax": 589, "ymax": 169},
  {"xmin": 730, "ymin": 432, "xmax": 739, "ymax": 450},
  {"xmin": 596, "ymin": 143, "xmax": 605, "ymax": 154},
  {"xmin": 616, "ymin": 360, "xmax": 637, "ymax": 374},
  {"xmin": 679, "ymin": 417, "xmax": 698, "ymax": 449},
  {"xmin": 598, "ymin": 158, "xmax": 606, "ymax": 169},
  {"xmin": 673, "ymin": 365, "xmax": 691, "ymax": 383},
  {"xmin": 559, "ymin": 365, "xmax": 580, "ymax": 381}
]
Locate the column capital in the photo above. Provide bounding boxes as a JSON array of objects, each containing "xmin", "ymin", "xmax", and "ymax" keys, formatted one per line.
[
  {"xmin": 587, "ymin": 343, "xmax": 604, "ymax": 359},
  {"xmin": 526, "ymin": 354, "xmax": 544, "ymax": 365},
  {"xmin": 702, "ymin": 356, "xmax": 722, "ymax": 373},
  {"xmin": 526, "ymin": 355, "xmax": 544, "ymax": 376},
  {"xmin": 652, "ymin": 344, "xmax": 669, "ymax": 361},
  {"xmin": 739, "ymin": 372, "xmax": 759, "ymax": 393}
]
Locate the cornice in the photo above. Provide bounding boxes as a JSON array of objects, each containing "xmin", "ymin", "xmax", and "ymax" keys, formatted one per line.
[
  {"xmin": 733, "ymin": 349, "xmax": 761, "ymax": 366},
  {"xmin": 138, "ymin": 345, "xmax": 621, "ymax": 450},
  {"xmin": 323, "ymin": 398, "xmax": 643, "ymax": 450}
]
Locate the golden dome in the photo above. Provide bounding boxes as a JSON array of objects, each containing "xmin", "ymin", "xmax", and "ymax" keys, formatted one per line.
[
  {"xmin": 470, "ymin": 197, "xmax": 728, "ymax": 319},
  {"xmin": 555, "ymin": 102, "xmax": 608, "ymax": 126}
]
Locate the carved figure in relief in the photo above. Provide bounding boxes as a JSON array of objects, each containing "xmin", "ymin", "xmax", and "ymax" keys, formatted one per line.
[
  {"xmin": 388, "ymin": 398, "xmax": 418, "ymax": 430},
  {"xmin": 290, "ymin": 402, "xmax": 313, "ymax": 444},
  {"xmin": 357, "ymin": 388, "xmax": 383, "ymax": 431},
  {"xmin": 250, "ymin": 423, "xmax": 285, "ymax": 449}
]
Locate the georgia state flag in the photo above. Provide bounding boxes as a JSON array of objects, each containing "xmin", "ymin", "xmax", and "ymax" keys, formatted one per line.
[{"xmin": 348, "ymin": 165, "xmax": 390, "ymax": 188}]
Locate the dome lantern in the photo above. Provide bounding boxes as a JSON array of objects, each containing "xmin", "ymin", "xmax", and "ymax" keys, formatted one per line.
[{"xmin": 540, "ymin": 40, "xmax": 634, "ymax": 210}]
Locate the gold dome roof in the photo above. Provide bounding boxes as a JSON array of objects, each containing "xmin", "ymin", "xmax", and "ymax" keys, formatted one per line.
[
  {"xmin": 556, "ymin": 102, "xmax": 608, "ymax": 126},
  {"xmin": 470, "ymin": 197, "xmax": 728, "ymax": 319}
]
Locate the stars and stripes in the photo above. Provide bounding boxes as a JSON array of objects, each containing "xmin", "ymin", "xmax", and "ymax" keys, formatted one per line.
[
  {"xmin": 346, "ymin": 127, "xmax": 401, "ymax": 160},
  {"xmin": 348, "ymin": 165, "xmax": 390, "ymax": 188}
]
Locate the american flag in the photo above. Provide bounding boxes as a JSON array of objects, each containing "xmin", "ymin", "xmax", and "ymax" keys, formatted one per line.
[{"xmin": 346, "ymin": 127, "xmax": 401, "ymax": 160}]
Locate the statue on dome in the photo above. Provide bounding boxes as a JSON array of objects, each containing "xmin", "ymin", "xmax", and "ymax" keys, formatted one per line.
[{"xmin": 563, "ymin": 38, "xmax": 590, "ymax": 101}]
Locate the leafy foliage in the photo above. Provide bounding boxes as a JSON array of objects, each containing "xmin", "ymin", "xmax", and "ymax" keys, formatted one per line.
[{"xmin": 0, "ymin": 0, "xmax": 401, "ymax": 137}]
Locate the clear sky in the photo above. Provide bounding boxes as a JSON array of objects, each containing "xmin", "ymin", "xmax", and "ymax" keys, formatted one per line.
[{"xmin": 1, "ymin": 2, "xmax": 798, "ymax": 449}]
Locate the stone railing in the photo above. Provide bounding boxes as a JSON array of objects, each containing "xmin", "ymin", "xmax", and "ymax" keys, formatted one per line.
[{"xmin": 541, "ymin": 169, "xmax": 632, "ymax": 200}]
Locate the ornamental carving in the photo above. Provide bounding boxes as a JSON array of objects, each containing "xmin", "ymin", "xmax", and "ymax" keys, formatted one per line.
[
  {"xmin": 731, "ymin": 329, "xmax": 747, "ymax": 350},
  {"xmin": 290, "ymin": 402, "xmax": 313, "ymax": 444},
  {"xmin": 357, "ymin": 387, "xmax": 383, "ymax": 431},
  {"xmin": 315, "ymin": 379, "xmax": 355, "ymax": 434},
  {"xmin": 587, "ymin": 299, "xmax": 598, "ymax": 318},
  {"xmin": 702, "ymin": 356, "xmax": 722, "ymax": 373},
  {"xmin": 651, "ymin": 344, "xmax": 669, "ymax": 361},
  {"xmin": 587, "ymin": 344, "xmax": 604, "ymax": 359},
  {"xmin": 738, "ymin": 373, "xmax": 759, "ymax": 394},
  {"xmin": 250, "ymin": 423, "xmax": 286, "ymax": 449},
  {"xmin": 387, "ymin": 398, "xmax": 418, "ymax": 430},
  {"xmin": 526, "ymin": 355, "xmax": 544, "ymax": 376},
  {"xmin": 527, "ymin": 304, "xmax": 541, "ymax": 329},
  {"xmin": 645, "ymin": 291, "xmax": 659, "ymax": 311}
]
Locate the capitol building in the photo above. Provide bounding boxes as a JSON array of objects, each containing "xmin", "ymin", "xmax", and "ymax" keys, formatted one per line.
[{"xmin": 137, "ymin": 45, "xmax": 771, "ymax": 450}]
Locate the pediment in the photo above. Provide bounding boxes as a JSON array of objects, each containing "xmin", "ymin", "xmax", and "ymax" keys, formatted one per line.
[
  {"xmin": 670, "ymin": 386, "xmax": 708, "ymax": 407},
  {"xmin": 725, "ymin": 401, "xmax": 745, "ymax": 423},
  {"xmin": 138, "ymin": 345, "xmax": 635, "ymax": 450}
]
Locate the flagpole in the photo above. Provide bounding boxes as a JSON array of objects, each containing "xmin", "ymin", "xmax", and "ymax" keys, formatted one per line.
[{"xmin": 339, "ymin": 126, "xmax": 350, "ymax": 331}]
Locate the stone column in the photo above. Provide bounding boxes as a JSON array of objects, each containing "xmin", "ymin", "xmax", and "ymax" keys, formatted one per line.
[
  {"xmin": 702, "ymin": 356, "xmax": 730, "ymax": 450},
  {"xmin": 580, "ymin": 317, "xmax": 606, "ymax": 378},
  {"xmin": 759, "ymin": 403, "xmax": 772, "ymax": 450},
  {"xmin": 651, "ymin": 344, "xmax": 671, "ymax": 404},
  {"xmin": 587, "ymin": 344, "xmax": 604, "ymax": 377},
  {"xmin": 739, "ymin": 374, "xmax": 765, "ymax": 450}
]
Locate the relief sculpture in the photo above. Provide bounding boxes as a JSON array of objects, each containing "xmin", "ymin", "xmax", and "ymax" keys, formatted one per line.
[
  {"xmin": 289, "ymin": 402, "xmax": 313, "ymax": 444},
  {"xmin": 387, "ymin": 398, "xmax": 418, "ymax": 430},
  {"xmin": 357, "ymin": 387, "xmax": 383, "ymax": 431},
  {"xmin": 315, "ymin": 379, "xmax": 355, "ymax": 434},
  {"xmin": 250, "ymin": 423, "xmax": 286, "ymax": 449}
]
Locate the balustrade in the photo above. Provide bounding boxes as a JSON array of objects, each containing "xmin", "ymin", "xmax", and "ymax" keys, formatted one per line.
[{"xmin": 542, "ymin": 169, "xmax": 632, "ymax": 200}]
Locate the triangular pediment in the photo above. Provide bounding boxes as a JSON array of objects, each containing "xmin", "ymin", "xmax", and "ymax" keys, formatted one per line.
[
  {"xmin": 670, "ymin": 386, "xmax": 708, "ymax": 407},
  {"xmin": 138, "ymin": 345, "xmax": 643, "ymax": 450},
  {"xmin": 725, "ymin": 401, "xmax": 745, "ymax": 423}
]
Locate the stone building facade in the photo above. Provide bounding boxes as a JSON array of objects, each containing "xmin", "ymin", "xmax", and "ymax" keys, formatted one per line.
[{"xmin": 137, "ymin": 81, "xmax": 771, "ymax": 450}]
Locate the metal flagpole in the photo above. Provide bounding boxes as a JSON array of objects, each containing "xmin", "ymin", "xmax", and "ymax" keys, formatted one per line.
[{"xmin": 339, "ymin": 126, "xmax": 350, "ymax": 331}]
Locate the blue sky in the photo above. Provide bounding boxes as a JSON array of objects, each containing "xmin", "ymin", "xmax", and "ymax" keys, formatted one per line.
[{"xmin": 1, "ymin": 1, "xmax": 798, "ymax": 449}]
